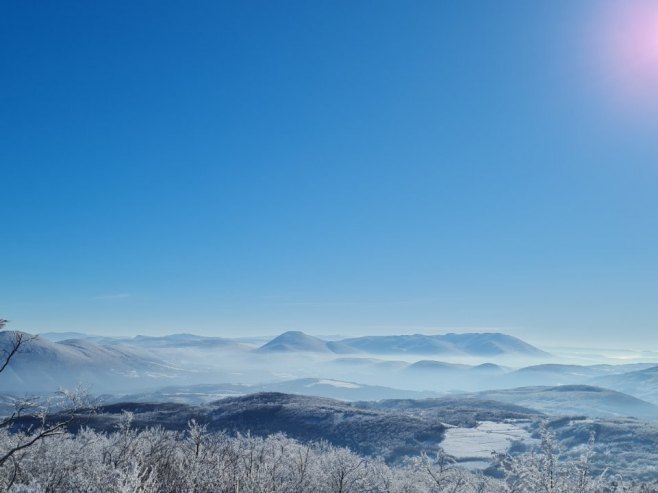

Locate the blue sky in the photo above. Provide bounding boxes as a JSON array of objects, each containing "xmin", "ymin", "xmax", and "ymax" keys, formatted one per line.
[{"xmin": 2, "ymin": 1, "xmax": 657, "ymax": 346}]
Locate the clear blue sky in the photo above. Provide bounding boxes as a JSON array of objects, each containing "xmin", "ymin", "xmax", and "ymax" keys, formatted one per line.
[{"xmin": 2, "ymin": 1, "xmax": 657, "ymax": 346}]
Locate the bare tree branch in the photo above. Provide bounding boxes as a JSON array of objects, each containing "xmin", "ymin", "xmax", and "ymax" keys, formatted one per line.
[
  {"xmin": 0, "ymin": 332, "xmax": 23, "ymax": 376},
  {"xmin": 0, "ymin": 418, "xmax": 71, "ymax": 467}
]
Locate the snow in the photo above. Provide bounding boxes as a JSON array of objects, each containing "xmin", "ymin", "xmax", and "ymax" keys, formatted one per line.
[
  {"xmin": 441, "ymin": 421, "xmax": 533, "ymax": 467},
  {"xmin": 306, "ymin": 379, "xmax": 361, "ymax": 389}
]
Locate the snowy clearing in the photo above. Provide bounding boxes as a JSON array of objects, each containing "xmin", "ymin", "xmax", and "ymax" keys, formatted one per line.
[
  {"xmin": 306, "ymin": 379, "xmax": 361, "ymax": 388},
  {"xmin": 441, "ymin": 421, "xmax": 533, "ymax": 467}
]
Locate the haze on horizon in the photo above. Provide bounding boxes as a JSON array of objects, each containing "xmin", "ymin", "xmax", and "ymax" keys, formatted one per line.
[{"xmin": 2, "ymin": 1, "xmax": 657, "ymax": 348}]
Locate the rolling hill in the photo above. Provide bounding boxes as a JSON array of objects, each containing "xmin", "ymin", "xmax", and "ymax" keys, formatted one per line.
[
  {"xmin": 591, "ymin": 365, "xmax": 658, "ymax": 405},
  {"xmin": 14, "ymin": 393, "xmax": 449, "ymax": 462},
  {"xmin": 110, "ymin": 378, "xmax": 443, "ymax": 405},
  {"xmin": 0, "ymin": 331, "xmax": 185, "ymax": 393},
  {"xmin": 470, "ymin": 385, "xmax": 658, "ymax": 420}
]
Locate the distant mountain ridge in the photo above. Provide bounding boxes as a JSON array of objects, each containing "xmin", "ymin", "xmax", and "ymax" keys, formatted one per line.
[
  {"xmin": 40, "ymin": 332, "xmax": 249, "ymax": 350},
  {"xmin": 39, "ymin": 329, "xmax": 548, "ymax": 357},
  {"xmin": 258, "ymin": 330, "xmax": 550, "ymax": 357},
  {"xmin": 338, "ymin": 332, "xmax": 549, "ymax": 357}
]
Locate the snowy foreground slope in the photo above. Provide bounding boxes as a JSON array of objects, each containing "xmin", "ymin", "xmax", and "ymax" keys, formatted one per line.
[
  {"xmin": 6, "ymin": 423, "xmax": 657, "ymax": 493},
  {"xmin": 9, "ymin": 391, "xmax": 658, "ymax": 483}
]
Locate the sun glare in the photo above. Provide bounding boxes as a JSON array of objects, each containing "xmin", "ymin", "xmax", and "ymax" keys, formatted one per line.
[{"xmin": 598, "ymin": 2, "xmax": 658, "ymax": 108}]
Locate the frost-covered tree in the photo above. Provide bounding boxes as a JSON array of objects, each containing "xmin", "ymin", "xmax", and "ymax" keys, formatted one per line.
[
  {"xmin": 0, "ymin": 319, "xmax": 91, "ymax": 490},
  {"xmin": 3, "ymin": 425, "xmax": 656, "ymax": 492},
  {"xmin": 493, "ymin": 422, "xmax": 629, "ymax": 493}
]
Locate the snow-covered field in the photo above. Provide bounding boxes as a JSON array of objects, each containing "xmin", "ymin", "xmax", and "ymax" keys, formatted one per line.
[
  {"xmin": 306, "ymin": 379, "xmax": 361, "ymax": 388},
  {"xmin": 441, "ymin": 421, "xmax": 534, "ymax": 468}
]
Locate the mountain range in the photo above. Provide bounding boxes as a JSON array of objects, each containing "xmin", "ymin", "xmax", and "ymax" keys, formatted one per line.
[
  {"xmin": 257, "ymin": 330, "xmax": 550, "ymax": 357},
  {"xmin": 5, "ymin": 329, "xmax": 658, "ymax": 398},
  {"xmin": 40, "ymin": 329, "xmax": 549, "ymax": 357}
]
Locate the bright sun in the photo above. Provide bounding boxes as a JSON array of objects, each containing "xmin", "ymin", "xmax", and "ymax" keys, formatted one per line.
[{"xmin": 599, "ymin": 2, "xmax": 658, "ymax": 105}]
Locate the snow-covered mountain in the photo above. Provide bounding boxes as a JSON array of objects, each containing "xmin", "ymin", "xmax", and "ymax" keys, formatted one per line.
[{"xmin": 0, "ymin": 331, "xmax": 184, "ymax": 393}]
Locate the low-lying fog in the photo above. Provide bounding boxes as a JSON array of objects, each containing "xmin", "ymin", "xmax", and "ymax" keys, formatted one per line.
[{"xmin": 2, "ymin": 329, "xmax": 657, "ymax": 414}]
